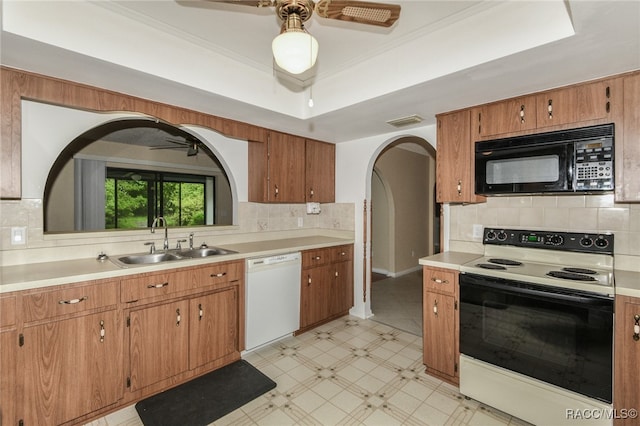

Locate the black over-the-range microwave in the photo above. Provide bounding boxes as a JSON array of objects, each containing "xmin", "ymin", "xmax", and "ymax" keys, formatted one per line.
[{"xmin": 475, "ymin": 123, "xmax": 614, "ymax": 195}]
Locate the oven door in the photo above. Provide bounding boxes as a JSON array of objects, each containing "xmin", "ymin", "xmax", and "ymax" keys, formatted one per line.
[
  {"xmin": 475, "ymin": 141, "xmax": 572, "ymax": 194},
  {"xmin": 459, "ymin": 273, "xmax": 613, "ymax": 403}
]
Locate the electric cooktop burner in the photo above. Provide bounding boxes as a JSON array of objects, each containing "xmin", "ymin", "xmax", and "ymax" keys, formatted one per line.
[
  {"xmin": 546, "ymin": 271, "xmax": 598, "ymax": 281},
  {"xmin": 488, "ymin": 258, "xmax": 523, "ymax": 266},
  {"xmin": 562, "ymin": 267, "xmax": 597, "ymax": 275},
  {"xmin": 476, "ymin": 263, "xmax": 507, "ymax": 270}
]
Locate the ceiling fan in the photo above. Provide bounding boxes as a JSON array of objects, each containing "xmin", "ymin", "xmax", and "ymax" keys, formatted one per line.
[
  {"xmin": 150, "ymin": 137, "xmax": 200, "ymax": 157},
  {"xmin": 205, "ymin": 0, "xmax": 401, "ymax": 74}
]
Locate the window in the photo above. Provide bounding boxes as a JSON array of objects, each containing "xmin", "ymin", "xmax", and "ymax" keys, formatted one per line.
[{"xmin": 105, "ymin": 168, "xmax": 213, "ymax": 229}]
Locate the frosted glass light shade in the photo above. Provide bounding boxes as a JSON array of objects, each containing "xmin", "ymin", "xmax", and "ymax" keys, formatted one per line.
[{"xmin": 272, "ymin": 31, "xmax": 318, "ymax": 74}]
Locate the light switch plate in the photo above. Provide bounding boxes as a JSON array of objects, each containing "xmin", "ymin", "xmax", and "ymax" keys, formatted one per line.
[
  {"xmin": 472, "ymin": 224, "xmax": 483, "ymax": 240},
  {"xmin": 11, "ymin": 227, "xmax": 26, "ymax": 245}
]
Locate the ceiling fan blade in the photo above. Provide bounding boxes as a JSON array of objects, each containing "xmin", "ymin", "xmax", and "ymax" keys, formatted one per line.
[
  {"xmin": 203, "ymin": 0, "xmax": 275, "ymax": 7},
  {"xmin": 314, "ymin": 0, "xmax": 400, "ymax": 27}
]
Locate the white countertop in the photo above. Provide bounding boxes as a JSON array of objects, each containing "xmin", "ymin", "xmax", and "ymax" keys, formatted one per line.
[
  {"xmin": 418, "ymin": 251, "xmax": 482, "ymax": 271},
  {"xmin": 0, "ymin": 235, "xmax": 354, "ymax": 294},
  {"xmin": 613, "ymin": 269, "xmax": 640, "ymax": 298}
]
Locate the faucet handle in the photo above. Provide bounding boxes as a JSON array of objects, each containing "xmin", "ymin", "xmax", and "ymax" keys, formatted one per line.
[
  {"xmin": 176, "ymin": 239, "xmax": 187, "ymax": 250},
  {"xmin": 144, "ymin": 242, "xmax": 156, "ymax": 254}
]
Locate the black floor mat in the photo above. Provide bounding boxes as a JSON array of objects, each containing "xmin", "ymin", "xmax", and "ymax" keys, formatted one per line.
[{"xmin": 135, "ymin": 360, "xmax": 276, "ymax": 426}]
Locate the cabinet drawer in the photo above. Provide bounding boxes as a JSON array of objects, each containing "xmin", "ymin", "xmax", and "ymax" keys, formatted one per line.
[
  {"xmin": 423, "ymin": 267, "xmax": 457, "ymax": 296},
  {"xmin": 331, "ymin": 245, "xmax": 353, "ymax": 262},
  {"xmin": 22, "ymin": 280, "xmax": 118, "ymax": 323},
  {"xmin": 0, "ymin": 295, "xmax": 17, "ymax": 328},
  {"xmin": 121, "ymin": 272, "xmax": 181, "ymax": 303},
  {"xmin": 302, "ymin": 248, "xmax": 330, "ymax": 268},
  {"xmin": 192, "ymin": 261, "xmax": 243, "ymax": 288}
]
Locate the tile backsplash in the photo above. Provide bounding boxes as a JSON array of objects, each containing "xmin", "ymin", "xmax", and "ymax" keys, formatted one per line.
[
  {"xmin": 449, "ymin": 194, "xmax": 640, "ymax": 271},
  {"xmin": 0, "ymin": 200, "xmax": 355, "ymax": 267}
]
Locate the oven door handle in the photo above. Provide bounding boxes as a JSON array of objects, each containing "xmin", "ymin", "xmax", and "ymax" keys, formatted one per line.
[{"xmin": 462, "ymin": 278, "xmax": 613, "ymax": 306}]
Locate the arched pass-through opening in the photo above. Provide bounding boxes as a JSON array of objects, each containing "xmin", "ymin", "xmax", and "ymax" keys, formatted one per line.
[
  {"xmin": 44, "ymin": 117, "xmax": 233, "ymax": 233},
  {"xmin": 367, "ymin": 136, "xmax": 437, "ymax": 335}
]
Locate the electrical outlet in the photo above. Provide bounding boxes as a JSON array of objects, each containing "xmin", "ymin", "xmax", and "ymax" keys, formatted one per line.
[{"xmin": 297, "ymin": 217, "xmax": 303, "ymax": 227}]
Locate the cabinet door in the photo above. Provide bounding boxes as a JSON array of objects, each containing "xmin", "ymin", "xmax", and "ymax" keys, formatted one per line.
[
  {"xmin": 268, "ymin": 131, "xmax": 305, "ymax": 202},
  {"xmin": 330, "ymin": 260, "xmax": 354, "ymax": 317},
  {"xmin": 0, "ymin": 330, "xmax": 17, "ymax": 426},
  {"xmin": 436, "ymin": 109, "xmax": 481, "ymax": 203},
  {"xmin": 22, "ymin": 310, "xmax": 123, "ymax": 425},
  {"xmin": 614, "ymin": 295, "xmax": 640, "ymax": 425},
  {"xmin": 423, "ymin": 292, "xmax": 457, "ymax": 378},
  {"xmin": 300, "ymin": 266, "xmax": 330, "ymax": 328},
  {"xmin": 129, "ymin": 300, "xmax": 189, "ymax": 391},
  {"xmin": 189, "ymin": 288, "xmax": 238, "ymax": 370},
  {"xmin": 536, "ymin": 80, "xmax": 616, "ymax": 129},
  {"xmin": 618, "ymin": 73, "xmax": 640, "ymax": 202},
  {"xmin": 305, "ymin": 139, "xmax": 335, "ymax": 202},
  {"xmin": 477, "ymin": 95, "xmax": 537, "ymax": 137}
]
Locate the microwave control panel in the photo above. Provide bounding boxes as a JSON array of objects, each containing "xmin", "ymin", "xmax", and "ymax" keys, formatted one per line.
[{"xmin": 574, "ymin": 138, "xmax": 614, "ymax": 190}]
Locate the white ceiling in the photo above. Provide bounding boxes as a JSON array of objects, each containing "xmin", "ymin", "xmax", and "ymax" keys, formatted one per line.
[{"xmin": 1, "ymin": 0, "xmax": 639, "ymax": 143}]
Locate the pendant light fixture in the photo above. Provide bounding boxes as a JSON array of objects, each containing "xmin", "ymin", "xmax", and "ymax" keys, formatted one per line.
[{"xmin": 272, "ymin": 12, "xmax": 318, "ymax": 74}]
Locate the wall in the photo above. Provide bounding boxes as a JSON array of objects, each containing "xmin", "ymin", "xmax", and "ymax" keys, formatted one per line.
[
  {"xmin": 448, "ymin": 194, "xmax": 640, "ymax": 271},
  {"xmin": 0, "ymin": 101, "xmax": 354, "ymax": 267},
  {"xmin": 336, "ymin": 126, "xmax": 438, "ymax": 318}
]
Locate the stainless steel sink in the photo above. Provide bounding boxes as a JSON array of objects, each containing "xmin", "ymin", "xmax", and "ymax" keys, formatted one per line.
[
  {"xmin": 174, "ymin": 247, "xmax": 237, "ymax": 258},
  {"xmin": 110, "ymin": 246, "xmax": 237, "ymax": 268},
  {"xmin": 115, "ymin": 252, "xmax": 183, "ymax": 265}
]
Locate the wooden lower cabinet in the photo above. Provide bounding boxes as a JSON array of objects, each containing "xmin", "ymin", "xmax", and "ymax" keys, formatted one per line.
[
  {"xmin": 188, "ymin": 287, "xmax": 238, "ymax": 370},
  {"xmin": 422, "ymin": 266, "xmax": 459, "ymax": 385},
  {"xmin": 128, "ymin": 299, "xmax": 190, "ymax": 391},
  {"xmin": 21, "ymin": 309, "xmax": 123, "ymax": 425},
  {"xmin": 614, "ymin": 295, "xmax": 640, "ymax": 425},
  {"xmin": 299, "ymin": 244, "xmax": 354, "ymax": 333},
  {"xmin": 8, "ymin": 260, "xmax": 244, "ymax": 425}
]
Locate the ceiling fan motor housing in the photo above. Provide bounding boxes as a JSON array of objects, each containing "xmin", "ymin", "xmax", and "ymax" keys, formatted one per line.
[{"xmin": 275, "ymin": 0, "xmax": 315, "ymax": 22}]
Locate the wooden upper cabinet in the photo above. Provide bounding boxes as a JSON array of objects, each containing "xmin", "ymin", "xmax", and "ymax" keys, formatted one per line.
[
  {"xmin": 618, "ymin": 72, "xmax": 640, "ymax": 202},
  {"xmin": 249, "ymin": 132, "xmax": 335, "ymax": 203},
  {"xmin": 475, "ymin": 95, "xmax": 537, "ymax": 138},
  {"xmin": 305, "ymin": 139, "xmax": 335, "ymax": 203},
  {"xmin": 536, "ymin": 79, "xmax": 617, "ymax": 129},
  {"xmin": 436, "ymin": 109, "xmax": 484, "ymax": 203}
]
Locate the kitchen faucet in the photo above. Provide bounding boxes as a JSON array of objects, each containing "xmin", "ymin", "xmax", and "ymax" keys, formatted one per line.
[{"xmin": 150, "ymin": 216, "xmax": 169, "ymax": 251}]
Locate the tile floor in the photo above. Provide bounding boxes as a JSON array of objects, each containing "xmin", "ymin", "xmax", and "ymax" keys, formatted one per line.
[
  {"xmin": 87, "ymin": 316, "xmax": 530, "ymax": 426},
  {"xmin": 370, "ymin": 270, "xmax": 423, "ymax": 336}
]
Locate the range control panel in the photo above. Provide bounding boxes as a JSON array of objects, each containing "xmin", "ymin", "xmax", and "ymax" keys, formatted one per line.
[{"xmin": 483, "ymin": 228, "xmax": 614, "ymax": 255}]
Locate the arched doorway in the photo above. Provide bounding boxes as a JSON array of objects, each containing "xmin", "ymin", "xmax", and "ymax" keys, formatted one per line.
[{"xmin": 369, "ymin": 137, "xmax": 437, "ymax": 335}]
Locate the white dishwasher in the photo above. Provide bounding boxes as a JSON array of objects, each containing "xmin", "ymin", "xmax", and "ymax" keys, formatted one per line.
[{"xmin": 245, "ymin": 252, "xmax": 301, "ymax": 351}]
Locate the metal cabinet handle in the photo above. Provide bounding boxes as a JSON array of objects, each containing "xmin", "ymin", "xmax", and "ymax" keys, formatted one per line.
[
  {"xmin": 176, "ymin": 308, "xmax": 181, "ymax": 326},
  {"xmin": 307, "ymin": 275, "xmax": 312, "ymax": 286},
  {"xmin": 633, "ymin": 315, "xmax": 640, "ymax": 341},
  {"xmin": 199, "ymin": 303, "xmax": 203, "ymax": 321},
  {"xmin": 147, "ymin": 282, "xmax": 169, "ymax": 289},
  {"xmin": 274, "ymin": 184, "xmax": 279, "ymax": 197},
  {"xmin": 433, "ymin": 299, "xmax": 438, "ymax": 317},
  {"xmin": 309, "ymin": 188, "xmax": 314, "ymax": 198},
  {"xmin": 99, "ymin": 320, "xmax": 105, "ymax": 343},
  {"xmin": 457, "ymin": 180, "xmax": 462, "ymax": 196},
  {"xmin": 547, "ymin": 99, "xmax": 553, "ymax": 119},
  {"xmin": 431, "ymin": 277, "xmax": 449, "ymax": 285},
  {"xmin": 210, "ymin": 272, "xmax": 227, "ymax": 278},
  {"xmin": 59, "ymin": 296, "xmax": 88, "ymax": 305},
  {"xmin": 520, "ymin": 104, "xmax": 525, "ymax": 123}
]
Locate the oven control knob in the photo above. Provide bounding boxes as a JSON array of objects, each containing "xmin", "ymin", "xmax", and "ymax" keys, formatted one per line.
[
  {"xmin": 486, "ymin": 230, "xmax": 497, "ymax": 240},
  {"xmin": 580, "ymin": 237, "xmax": 593, "ymax": 247},
  {"xmin": 496, "ymin": 231, "xmax": 508, "ymax": 241},
  {"xmin": 549, "ymin": 235, "xmax": 564, "ymax": 245},
  {"xmin": 595, "ymin": 237, "xmax": 609, "ymax": 248}
]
